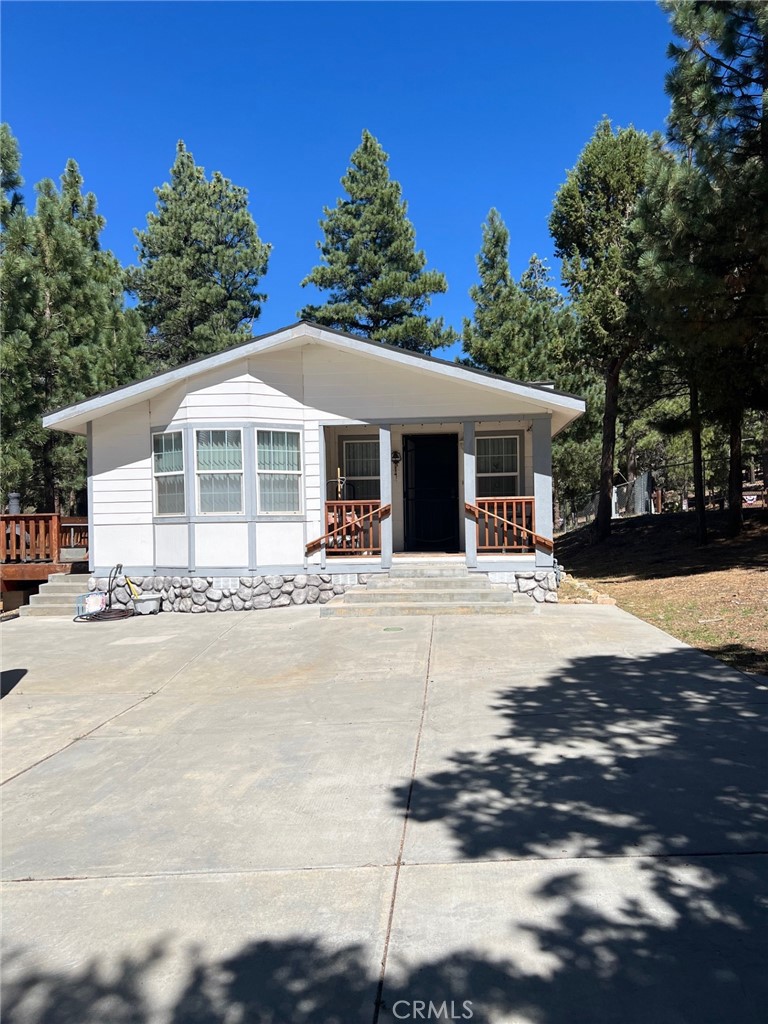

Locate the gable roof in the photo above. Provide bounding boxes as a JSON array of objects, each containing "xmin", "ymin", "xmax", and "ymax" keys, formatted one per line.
[{"xmin": 43, "ymin": 320, "xmax": 585, "ymax": 435}]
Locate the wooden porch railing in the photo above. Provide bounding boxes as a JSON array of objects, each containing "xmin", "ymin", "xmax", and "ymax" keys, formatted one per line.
[
  {"xmin": 1, "ymin": 513, "xmax": 89, "ymax": 563},
  {"xmin": 306, "ymin": 502, "xmax": 391, "ymax": 557},
  {"xmin": 466, "ymin": 498, "xmax": 553, "ymax": 554},
  {"xmin": 60, "ymin": 516, "xmax": 89, "ymax": 548}
]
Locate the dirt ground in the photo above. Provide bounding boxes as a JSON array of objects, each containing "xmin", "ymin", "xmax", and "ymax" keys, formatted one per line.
[{"xmin": 556, "ymin": 509, "xmax": 768, "ymax": 677}]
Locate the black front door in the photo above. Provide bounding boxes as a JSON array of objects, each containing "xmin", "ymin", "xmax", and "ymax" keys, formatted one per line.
[{"xmin": 403, "ymin": 434, "xmax": 460, "ymax": 552}]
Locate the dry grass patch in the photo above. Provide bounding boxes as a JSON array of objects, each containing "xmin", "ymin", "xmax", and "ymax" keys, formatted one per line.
[{"xmin": 556, "ymin": 510, "xmax": 768, "ymax": 677}]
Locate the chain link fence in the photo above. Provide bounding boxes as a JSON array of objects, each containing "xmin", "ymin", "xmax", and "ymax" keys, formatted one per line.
[
  {"xmin": 558, "ymin": 458, "xmax": 766, "ymax": 534},
  {"xmin": 559, "ymin": 472, "xmax": 652, "ymax": 533}
]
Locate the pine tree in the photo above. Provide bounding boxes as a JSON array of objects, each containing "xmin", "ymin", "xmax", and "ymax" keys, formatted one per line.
[
  {"xmin": 0, "ymin": 124, "xmax": 38, "ymax": 501},
  {"xmin": 664, "ymin": 1, "xmax": 768, "ymax": 170},
  {"xmin": 463, "ymin": 209, "xmax": 571, "ymax": 381},
  {"xmin": 300, "ymin": 130, "xmax": 457, "ymax": 353},
  {"xmin": 0, "ymin": 123, "xmax": 24, "ymax": 229},
  {"xmin": 1, "ymin": 139, "xmax": 144, "ymax": 509},
  {"xmin": 549, "ymin": 120, "xmax": 660, "ymax": 541},
  {"xmin": 130, "ymin": 141, "xmax": 270, "ymax": 370},
  {"xmin": 656, "ymin": 0, "xmax": 768, "ymax": 535},
  {"xmin": 59, "ymin": 159, "xmax": 146, "ymax": 390}
]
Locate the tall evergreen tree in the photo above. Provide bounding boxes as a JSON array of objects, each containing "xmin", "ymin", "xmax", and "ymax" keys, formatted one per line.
[
  {"xmin": 300, "ymin": 130, "xmax": 457, "ymax": 353},
  {"xmin": 549, "ymin": 120, "xmax": 660, "ymax": 541},
  {"xmin": 0, "ymin": 123, "xmax": 24, "ymax": 228},
  {"xmin": 59, "ymin": 158, "xmax": 146, "ymax": 390},
  {"xmin": 1, "ymin": 137, "xmax": 143, "ymax": 509},
  {"xmin": 463, "ymin": 209, "xmax": 571, "ymax": 381},
  {"xmin": 664, "ymin": 0, "xmax": 768, "ymax": 170},
  {"xmin": 0, "ymin": 124, "xmax": 37, "ymax": 500},
  {"xmin": 654, "ymin": 0, "xmax": 768, "ymax": 535},
  {"xmin": 130, "ymin": 141, "xmax": 270, "ymax": 370}
]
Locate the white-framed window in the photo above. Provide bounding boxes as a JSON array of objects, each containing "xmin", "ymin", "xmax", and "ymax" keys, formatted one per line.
[
  {"xmin": 257, "ymin": 429, "xmax": 302, "ymax": 513},
  {"xmin": 195, "ymin": 429, "xmax": 243, "ymax": 514},
  {"xmin": 153, "ymin": 431, "xmax": 185, "ymax": 516},
  {"xmin": 343, "ymin": 439, "xmax": 380, "ymax": 500},
  {"xmin": 476, "ymin": 435, "xmax": 520, "ymax": 497}
]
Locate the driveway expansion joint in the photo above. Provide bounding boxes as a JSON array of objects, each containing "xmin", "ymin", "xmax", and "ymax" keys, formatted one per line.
[
  {"xmin": 373, "ymin": 615, "xmax": 435, "ymax": 1024},
  {"xmin": 1, "ymin": 618, "xmax": 241, "ymax": 787}
]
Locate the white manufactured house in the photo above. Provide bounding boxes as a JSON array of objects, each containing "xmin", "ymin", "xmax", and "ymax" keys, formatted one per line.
[{"xmin": 43, "ymin": 322, "xmax": 584, "ymax": 609}]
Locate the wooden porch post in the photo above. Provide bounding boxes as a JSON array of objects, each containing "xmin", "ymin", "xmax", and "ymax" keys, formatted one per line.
[
  {"xmin": 532, "ymin": 417, "xmax": 554, "ymax": 567},
  {"xmin": 463, "ymin": 421, "xmax": 477, "ymax": 568},
  {"xmin": 49, "ymin": 514, "xmax": 61, "ymax": 564},
  {"xmin": 379, "ymin": 425, "xmax": 392, "ymax": 569}
]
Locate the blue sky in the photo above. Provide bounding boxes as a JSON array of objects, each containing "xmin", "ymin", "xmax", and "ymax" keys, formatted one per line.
[{"xmin": 2, "ymin": 1, "xmax": 674, "ymax": 358}]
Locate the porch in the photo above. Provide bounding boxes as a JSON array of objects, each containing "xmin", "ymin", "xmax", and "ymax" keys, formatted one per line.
[{"xmin": 308, "ymin": 419, "xmax": 554, "ymax": 570}]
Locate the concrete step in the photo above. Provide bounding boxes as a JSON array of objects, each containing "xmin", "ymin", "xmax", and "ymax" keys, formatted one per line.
[
  {"xmin": 389, "ymin": 564, "xmax": 469, "ymax": 579},
  {"xmin": 367, "ymin": 576, "xmax": 490, "ymax": 591},
  {"xmin": 343, "ymin": 587, "xmax": 516, "ymax": 604},
  {"xmin": 41, "ymin": 580, "xmax": 89, "ymax": 593},
  {"xmin": 26, "ymin": 591, "xmax": 81, "ymax": 609},
  {"xmin": 321, "ymin": 599, "xmax": 536, "ymax": 617},
  {"xmin": 19, "ymin": 601, "xmax": 76, "ymax": 617}
]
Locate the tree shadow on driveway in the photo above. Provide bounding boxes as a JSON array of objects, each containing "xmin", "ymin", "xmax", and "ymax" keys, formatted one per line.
[
  {"xmin": 3, "ymin": 649, "xmax": 767, "ymax": 1024},
  {"xmin": 399, "ymin": 647, "xmax": 768, "ymax": 862}
]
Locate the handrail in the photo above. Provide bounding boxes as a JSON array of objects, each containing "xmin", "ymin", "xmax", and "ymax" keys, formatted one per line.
[
  {"xmin": 465, "ymin": 501, "xmax": 553, "ymax": 554},
  {"xmin": 1, "ymin": 513, "xmax": 61, "ymax": 563},
  {"xmin": 306, "ymin": 504, "xmax": 391, "ymax": 556}
]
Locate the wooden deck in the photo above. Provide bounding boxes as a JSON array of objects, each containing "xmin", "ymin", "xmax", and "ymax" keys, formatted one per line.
[{"xmin": 1, "ymin": 514, "xmax": 88, "ymax": 585}]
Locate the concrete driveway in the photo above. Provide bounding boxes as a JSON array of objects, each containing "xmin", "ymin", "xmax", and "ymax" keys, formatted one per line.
[{"xmin": 2, "ymin": 605, "xmax": 766, "ymax": 1024}]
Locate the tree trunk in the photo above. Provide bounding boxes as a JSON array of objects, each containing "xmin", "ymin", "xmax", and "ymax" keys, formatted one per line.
[
  {"xmin": 727, "ymin": 410, "xmax": 743, "ymax": 537},
  {"xmin": 762, "ymin": 412, "xmax": 768, "ymax": 493},
  {"xmin": 689, "ymin": 379, "xmax": 707, "ymax": 546},
  {"xmin": 42, "ymin": 436, "xmax": 56, "ymax": 513},
  {"xmin": 594, "ymin": 360, "xmax": 621, "ymax": 542},
  {"xmin": 626, "ymin": 442, "xmax": 638, "ymax": 483}
]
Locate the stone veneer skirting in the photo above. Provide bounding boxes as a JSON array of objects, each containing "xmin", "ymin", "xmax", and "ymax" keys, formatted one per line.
[
  {"xmin": 88, "ymin": 573, "xmax": 368, "ymax": 613},
  {"xmin": 89, "ymin": 569, "xmax": 558, "ymax": 611},
  {"xmin": 487, "ymin": 570, "xmax": 558, "ymax": 604}
]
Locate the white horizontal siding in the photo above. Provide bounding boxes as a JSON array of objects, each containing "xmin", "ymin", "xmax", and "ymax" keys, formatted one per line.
[
  {"xmin": 91, "ymin": 404, "xmax": 154, "ymax": 570},
  {"xmin": 301, "ymin": 345, "xmax": 538, "ymax": 421}
]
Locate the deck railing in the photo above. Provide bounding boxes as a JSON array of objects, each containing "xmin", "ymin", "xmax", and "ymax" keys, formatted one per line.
[
  {"xmin": 467, "ymin": 497, "xmax": 546, "ymax": 553},
  {"xmin": 60, "ymin": 516, "xmax": 89, "ymax": 549},
  {"xmin": 1, "ymin": 513, "xmax": 89, "ymax": 563},
  {"xmin": 306, "ymin": 501, "xmax": 391, "ymax": 557}
]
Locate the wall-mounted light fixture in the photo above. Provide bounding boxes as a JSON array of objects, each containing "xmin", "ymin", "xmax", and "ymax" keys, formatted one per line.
[{"xmin": 391, "ymin": 450, "xmax": 402, "ymax": 477}]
